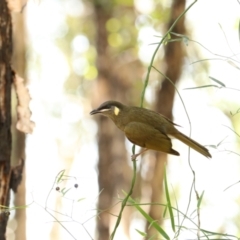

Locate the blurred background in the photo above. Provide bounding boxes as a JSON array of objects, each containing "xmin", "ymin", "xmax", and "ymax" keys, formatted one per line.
[{"xmin": 7, "ymin": 0, "xmax": 240, "ymax": 239}]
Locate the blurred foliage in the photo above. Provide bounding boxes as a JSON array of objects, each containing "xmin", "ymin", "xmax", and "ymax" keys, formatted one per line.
[{"xmin": 51, "ymin": 0, "xmax": 174, "ymax": 99}]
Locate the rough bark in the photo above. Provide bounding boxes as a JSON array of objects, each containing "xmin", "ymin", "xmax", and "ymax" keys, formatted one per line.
[
  {"xmin": 0, "ymin": 0, "xmax": 13, "ymax": 238},
  {"xmin": 0, "ymin": 1, "xmax": 24, "ymax": 239},
  {"xmin": 147, "ymin": 0, "xmax": 186, "ymax": 237}
]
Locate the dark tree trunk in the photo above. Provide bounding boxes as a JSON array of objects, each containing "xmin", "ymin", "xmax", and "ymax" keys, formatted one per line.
[
  {"xmin": 147, "ymin": 0, "xmax": 186, "ymax": 237},
  {"xmin": 0, "ymin": 0, "xmax": 13, "ymax": 238},
  {"xmin": 155, "ymin": 1, "xmax": 186, "ymax": 116},
  {"xmin": 0, "ymin": 2, "xmax": 24, "ymax": 239},
  {"xmin": 93, "ymin": 3, "xmax": 135, "ymax": 240}
]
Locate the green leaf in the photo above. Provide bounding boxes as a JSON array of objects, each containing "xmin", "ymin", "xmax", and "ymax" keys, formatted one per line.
[
  {"xmin": 163, "ymin": 33, "xmax": 171, "ymax": 45},
  {"xmin": 57, "ymin": 170, "xmax": 65, "ymax": 183},
  {"xmin": 164, "ymin": 166, "xmax": 175, "ymax": 232},
  {"xmin": 197, "ymin": 191, "xmax": 204, "ymax": 208},
  {"xmin": 163, "ymin": 205, "xmax": 168, "ymax": 218},
  {"xmin": 61, "ymin": 187, "xmax": 71, "ymax": 196},
  {"xmin": 200, "ymin": 228, "xmax": 239, "ymax": 238},
  {"xmin": 167, "ymin": 32, "xmax": 171, "ymax": 40},
  {"xmin": 209, "ymin": 76, "xmax": 226, "ymax": 87},
  {"xmin": 184, "ymin": 84, "xmax": 221, "ymax": 90},
  {"xmin": 135, "ymin": 229, "xmax": 147, "ymax": 237},
  {"xmin": 124, "ymin": 193, "xmax": 170, "ymax": 240}
]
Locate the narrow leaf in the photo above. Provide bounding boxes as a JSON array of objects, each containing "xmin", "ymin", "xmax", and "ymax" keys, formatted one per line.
[
  {"xmin": 57, "ymin": 170, "xmax": 65, "ymax": 183},
  {"xmin": 164, "ymin": 166, "xmax": 175, "ymax": 232},
  {"xmin": 61, "ymin": 187, "xmax": 71, "ymax": 196},
  {"xmin": 163, "ymin": 205, "xmax": 168, "ymax": 218},
  {"xmin": 135, "ymin": 229, "xmax": 147, "ymax": 237},
  {"xmin": 200, "ymin": 228, "xmax": 238, "ymax": 238},
  {"xmin": 209, "ymin": 76, "xmax": 226, "ymax": 87},
  {"xmin": 184, "ymin": 84, "xmax": 221, "ymax": 90},
  {"xmin": 197, "ymin": 191, "xmax": 204, "ymax": 208},
  {"xmin": 123, "ymin": 192, "xmax": 170, "ymax": 240}
]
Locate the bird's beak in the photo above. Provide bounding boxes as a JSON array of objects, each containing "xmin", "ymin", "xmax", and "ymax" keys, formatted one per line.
[
  {"xmin": 90, "ymin": 108, "xmax": 110, "ymax": 115},
  {"xmin": 90, "ymin": 109, "xmax": 99, "ymax": 115}
]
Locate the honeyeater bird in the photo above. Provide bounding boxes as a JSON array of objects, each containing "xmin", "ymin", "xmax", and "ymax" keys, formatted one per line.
[{"xmin": 90, "ymin": 101, "xmax": 211, "ymax": 159}]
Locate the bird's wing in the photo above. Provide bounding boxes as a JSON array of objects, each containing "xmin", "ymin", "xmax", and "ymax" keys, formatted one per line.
[{"xmin": 124, "ymin": 122, "xmax": 179, "ymax": 155}]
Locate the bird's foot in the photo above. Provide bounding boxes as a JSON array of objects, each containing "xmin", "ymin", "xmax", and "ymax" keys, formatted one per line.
[
  {"xmin": 131, "ymin": 148, "xmax": 148, "ymax": 161},
  {"xmin": 131, "ymin": 153, "xmax": 140, "ymax": 161}
]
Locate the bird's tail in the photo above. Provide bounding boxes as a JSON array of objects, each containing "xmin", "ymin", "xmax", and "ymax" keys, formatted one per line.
[{"xmin": 172, "ymin": 132, "xmax": 211, "ymax": 158}]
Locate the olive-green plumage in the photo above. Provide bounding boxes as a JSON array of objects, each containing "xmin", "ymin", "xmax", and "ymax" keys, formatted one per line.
[{"xmin": 90, "ymin": 101, "xmax": 211, "ymax": 158}]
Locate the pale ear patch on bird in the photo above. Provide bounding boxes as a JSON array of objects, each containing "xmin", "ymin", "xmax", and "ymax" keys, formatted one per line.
[{"xmin": 114, "ymin": 107, "xmax": 120, "ymax": 115}]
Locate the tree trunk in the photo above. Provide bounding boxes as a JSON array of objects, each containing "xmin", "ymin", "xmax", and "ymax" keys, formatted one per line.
[
  {"xmin": 147, "ymin": 0, "xmax": 186, "ymax": 237},
  {"xmin": 0, "ymin": 2, "xmax": 25, "ymax": 239},
  {"xmin": 93, "ymin": 3, "xmax": 140, "ymax": 239},
  {"xmin": 0, "ymin": 0, "xmax": 13, "ymax": 238}
]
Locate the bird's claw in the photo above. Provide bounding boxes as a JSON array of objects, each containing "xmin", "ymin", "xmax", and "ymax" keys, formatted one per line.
[{"xmin": 131, "ymin": 154, "xmax": 139, "ymax": 161}]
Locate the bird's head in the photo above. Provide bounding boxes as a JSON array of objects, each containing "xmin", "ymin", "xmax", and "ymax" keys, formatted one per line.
[{"xmin": 90, "ymin": 101, "xmax": 125, "ymax": 121}]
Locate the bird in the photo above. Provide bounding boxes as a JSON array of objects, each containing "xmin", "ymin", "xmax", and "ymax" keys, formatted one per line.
[{"xmin": 90, "ymin": 100, "xmax": 211, "ymax": 159}]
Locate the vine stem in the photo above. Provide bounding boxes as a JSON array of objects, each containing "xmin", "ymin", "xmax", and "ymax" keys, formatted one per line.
[
  {"xmin": 109, "ymin": 148, "xmax": 137, "ymax": 240},
  {"xmin": 110, "ymin": 1, "xmax": 198, "ymax": 239},
  {"xmin": 141, "ymin": 0, "xmax": 198, "ymax": 107}
]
